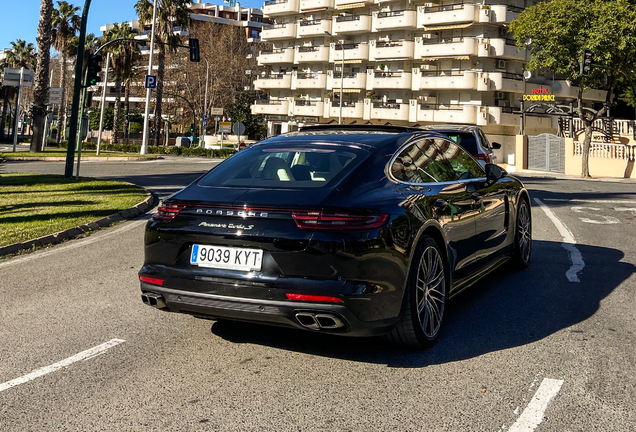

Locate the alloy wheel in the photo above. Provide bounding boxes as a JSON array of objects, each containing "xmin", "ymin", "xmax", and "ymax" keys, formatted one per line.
[
  {"xmin": 416, "ymin": 246, "xmax": 446, "ymax": 339},
  {"xmin": 518, "ymin": 202, "xmax": 532, "ymax": 263}
]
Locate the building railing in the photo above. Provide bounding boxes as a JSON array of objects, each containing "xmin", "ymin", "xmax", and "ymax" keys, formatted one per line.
[
  {"xmin": 421, "ymin": 69, "xmax": 464, "ymax": 77},
  {"xmin": 505, "ymin": 38, "xmax": 518, "ymax": 46},
  {"xmin": 258, "ymin": 72, "xmax": 287, "ymax": 79},
  {"xmin": 375, "ymin": 72, "xmax": 403, "ymax": 78},
  {"xmin": 295, "ymin": 100, "xmax": 321, "ymax": 106},
  {"xmin": 298, "ymin": 46, "xmax": 321, "ymax": 52},
  {"xmin": 574, "ymin": 141, "xmax": 636, "ymax": 161},
  {"xmin": 255, "ymin": 99, "xmax": 284, "ymax": 105},
  {"xmin": 502, "ymin": 72, "xmax": 524, "ymax": 80},
  {"xmin": 297, "ymin": 72, "xmax": 323, "ymax": 79},
  {"xmin": 373, "ymin": 102, "xmax": 401, "ymax": 109},
  {"xmin": 419, "ymin": 103, "xmax": 466, "ymax": 110},
  {"xmin": 336, "ymin": 15, "xmax": 368, "ymax": 22},
  {"xmin": 333, "ymin": 71, "xmax": 360, "ymax": 78},
  {"xmin": 507, "ymin": 5, "xmax": 525, "ymax": 13},
  {"xmin": 299, "ymin": 19, "xmax": 322, "ymax": 26},
  {"xmin": 271, "ymin": 23, "xmax": 292, "ymax": 29},
  {"xmin": 334, "ymin": 43, "xmax": 360, "ymax": 50},
  {"xmin": 572, "ymin": 118, "xmax": 634, "ymax": 135},
  {"xmin": 424, "ymin": 3, "xmax": 466, "ymax": 13},
  {"xmin": 377, "ymin": 10, "xmax": 406, "ymax": 18},
  {"xmin": 260, "ymin": 48, "xmax": 289, "ymax": 54},
  {"xmin": 421, "ymin": 36, "xmax": 464, "ymax": 45},
  {"xmin": 376, "ymin": 40, "xmax": 406, "ymax": 48},
  {"xmin": 331, "ymin": 101, "xmax": 359, "ymax": 107},
  {"xmin": 264, "ymin": 0, "xmax": 288, "ymax": 5}
]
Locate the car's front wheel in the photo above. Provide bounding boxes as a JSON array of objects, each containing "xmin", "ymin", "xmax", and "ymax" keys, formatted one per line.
[
  {"xmin": 512, "ymin": 198, "xmax": 532, "ymax": 269},
  {"xmin": 388, "ymin": 235, "xmax": 447, "ymax": 349}
]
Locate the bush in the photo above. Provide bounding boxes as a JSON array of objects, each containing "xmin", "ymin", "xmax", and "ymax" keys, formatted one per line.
[{"xmin": 129, "ymin": 122, "xmax": 143, "ymax": 134}]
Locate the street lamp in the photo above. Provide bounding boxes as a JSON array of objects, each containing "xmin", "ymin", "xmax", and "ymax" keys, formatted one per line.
[
  {"xmin": 140, "ymin": 0, "xmax": 159, "ymax": 155},
  {"xmin": 325, "ymin": 31, "xmax": 344, "ymax": 125}
]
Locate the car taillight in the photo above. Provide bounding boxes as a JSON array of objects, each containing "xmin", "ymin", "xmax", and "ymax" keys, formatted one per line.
[
  {"xmin": 152, "ymin": 202, "xmax": 186, "ymax": 221},
  {"xmin": 139, "ymin": 276, "xmax": 164, "ymax": 285},
  {"xmin": 291, "ymin": 211, "xmax": 388, "ymax": 230},
  {"xmin": 286, "ymin": 293, "xmax": 344, "ymax": 303},
  {"xmin": 474, "ymin": 153, "xmax": 490, "ymax": 164}
]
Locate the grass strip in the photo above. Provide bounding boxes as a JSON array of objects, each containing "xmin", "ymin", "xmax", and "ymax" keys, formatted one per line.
[
  {"xmin": 1, "ymin": 150, "xmax": 159, "ymax": 158},
  {"xmin": 0, "ymin": 173, "xmax": 147, "ymax": 248}
]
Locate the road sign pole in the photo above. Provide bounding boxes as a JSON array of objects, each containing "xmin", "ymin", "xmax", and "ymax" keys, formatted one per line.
[
  {"xmin": 75, "ymin": 70, "xmax": 89, "ymax": 180},
  {"xmin": 41, "ymin": 69, "xmax": 55, "ymax": 151},
  {"xmin": 12, "ymin": 68, "xmax": 24, "ymax": 152},
  {"xmin": 96, "ymin": 52, "xmax": 111, "ymax": 156},
  {"xmin": 140, "ymin": 0, "xmax": 158, "ymax": 155}
]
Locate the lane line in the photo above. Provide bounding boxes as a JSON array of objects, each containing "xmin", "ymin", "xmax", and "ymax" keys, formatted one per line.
[
  {"xmin": 544, "ymin": 198, "xmax": 636, "ymax": 204},
  {"xmin": 533, "ymin": 198, "xmax": 584, "ymax": 282},
  {"xmin": 0, "ymin": 219, "xmax": 146, "ymax": 269},
  {"xmin": 0, "ymin": 339, "xmax": 125, "ymax": 393},
  {"xmin": 508, "ymin": 378, "xmax": 564, "ymax": 432}
]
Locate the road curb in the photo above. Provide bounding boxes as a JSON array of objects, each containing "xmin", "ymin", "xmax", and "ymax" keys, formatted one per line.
[
  {"xmin": 3, "ymin": 156, "xmax": 158, "ymax": 162},
  {"xmin": 0, "ymin": 191, "xmax": 156, "ymax": 258}
]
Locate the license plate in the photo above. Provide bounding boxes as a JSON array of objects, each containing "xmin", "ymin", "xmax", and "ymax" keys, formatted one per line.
[{"xmin": 190, "ymin": 244, "xmax": 263, "ymax": 271}]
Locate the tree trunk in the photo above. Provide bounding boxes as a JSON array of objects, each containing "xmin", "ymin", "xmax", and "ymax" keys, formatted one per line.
[
  {"xmin": 112, "ymin": 74, "xmax": 122, "ymax": 144},
  {"xmin": 56, "ymin": 53, "xmax": 67, "ymax": 144},
  {"xmin": 153, "ymin": 44, "xmax": 166, "ymax": 146},
  {"xmin": 581, "ymin": 123, "xmax": 593, "ymax": 178},
  {"xmin": 1, "ymin": 96, "xmax": 7, "ymax": 140},
  {"xmin": 123, "ymin": 80, "xmax": 131, "ymax": 142},
  {"xmin": 31, "ymin": 0, "xmax": 54, "ymax": 152}
]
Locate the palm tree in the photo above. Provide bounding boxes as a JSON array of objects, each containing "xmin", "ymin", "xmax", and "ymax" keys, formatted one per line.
[
  {"xmin": 52, "ymin": 1, "xmax": 80, "ymax": 143},
  {"xmin": 101, "ymin": 23, "xmax": 140, "ymax": 143},
  {"xmin": 135, "ymin": 0, "xmax": 191, "ymax": 145},
  {"xmin": 1, "ymin": 40, "xmax": 37, "ymax": 142},
  {"xmin": 31, "ymin": 0, "xmax": 54, "ymax": 152}
]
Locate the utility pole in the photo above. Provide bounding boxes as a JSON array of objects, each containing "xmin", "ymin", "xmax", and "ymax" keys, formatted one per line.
[
  {"xmin": 140, "ymin": 0, "xmax": 159, "ymax": 155},
  {"xmin": 12, "ymin": 68, "xmax": 25, "ymax": 152},
  {"xmin": 96, "ymin": 52, "xmax": 111, "ymax": 156}
]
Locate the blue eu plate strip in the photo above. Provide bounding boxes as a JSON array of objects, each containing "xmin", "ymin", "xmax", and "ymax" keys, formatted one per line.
[{"xmin": 191, "ymin": 245, "xmax": 199, "ymax": 263}]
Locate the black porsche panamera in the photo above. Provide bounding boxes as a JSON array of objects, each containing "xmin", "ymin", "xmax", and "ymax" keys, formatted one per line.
[{"xmin": 139, "ymin": 125, "xmax": 532, "ymax": 348}]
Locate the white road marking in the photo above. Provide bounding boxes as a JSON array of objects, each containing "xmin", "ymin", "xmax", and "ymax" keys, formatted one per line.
[
  {"xmin": 0, "ymin": 219, "xmax": 146, "ymax": 269},
  {"xmin": 615, "ymin": 207, "xmax": 636, "ymax": 216},
  {"xmin": 0, "ymin": 339, "xmax": 125, "ymax": 393},
  {"xmin": 570, "ymin": 207, "xmax": 620, "ymax": 225},
  {"xmin": 508, "ymin": 378, "xmax": 564, "ymax": 432},
  {"xmin": 534, "ymin": 198, "xmax": 584, "ymax": 282},
  {"xmin": 544, "ymin": 198, "xmax": 636, "ymax": 204}
]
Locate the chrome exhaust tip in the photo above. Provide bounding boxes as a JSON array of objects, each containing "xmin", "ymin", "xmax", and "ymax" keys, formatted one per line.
[
  {"xmin": 141, "ymin": 292, "xmax": 167, "ymax": 309},
  {"xmin": 295, "ymin": 312, "xmax": 345, "ymax": 330}
]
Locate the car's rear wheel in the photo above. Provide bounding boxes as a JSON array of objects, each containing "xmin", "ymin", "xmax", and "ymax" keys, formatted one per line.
[
  {"xmin": 388, "ymin": 235, "xmax": 447, "ymax": 349},
  {"xmin": 512, "ymin": 198, "xmax": 532, "ymax": 269}
]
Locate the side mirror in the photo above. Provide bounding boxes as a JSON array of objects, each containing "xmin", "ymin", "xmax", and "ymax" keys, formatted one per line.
[
  {"xmin": 485, "ymin": 163, "xmax": 507, "ymax": 183},
  {"xmin": 491, "ymin": 142, "xmax": 502, "ymax": 150}
]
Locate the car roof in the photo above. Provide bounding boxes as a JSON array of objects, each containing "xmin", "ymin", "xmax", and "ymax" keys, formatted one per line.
[{"xmin": 419, "ymin": 125, "xmax": 480, "ymax": 133}]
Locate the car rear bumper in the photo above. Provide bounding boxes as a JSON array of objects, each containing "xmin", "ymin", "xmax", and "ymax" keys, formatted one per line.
[{"xmin": 140, "ymin": 283, "xmax": 399, "ymax": 337}]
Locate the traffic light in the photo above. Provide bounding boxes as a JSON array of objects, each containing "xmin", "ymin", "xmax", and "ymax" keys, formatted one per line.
[
  {"xmin": 580, "ymin": 49, "xmax": 594, "ymax": 76},
  {"xmin": 86, "ymin": 54, "xmax": 103, "ymax": 86},
  {"xmin": 189, "ymin": 38, "xmax": 200, "ymax": 62},
  {"xmin": 190, "ymin": 123, "xmax": 195, "ymax": 133}
]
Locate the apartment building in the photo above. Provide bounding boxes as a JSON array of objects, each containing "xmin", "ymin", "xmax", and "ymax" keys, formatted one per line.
[{"xmin": 251, "ymin": 0, "xmax": 606, "ymax": 137}]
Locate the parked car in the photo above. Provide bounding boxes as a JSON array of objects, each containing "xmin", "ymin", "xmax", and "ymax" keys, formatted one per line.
[
  {"xmin": 421, "ymin": 125, "xmax": 501, "ymax": 167},
  {"xmin": 139, "ymin": 125, "xmax": 531, "ymax": 349}
]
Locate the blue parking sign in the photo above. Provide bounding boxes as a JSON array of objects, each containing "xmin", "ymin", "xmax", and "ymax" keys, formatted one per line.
[{"xmin": 145, "ymin": 75, "xmax": 157, "ymax": 89}]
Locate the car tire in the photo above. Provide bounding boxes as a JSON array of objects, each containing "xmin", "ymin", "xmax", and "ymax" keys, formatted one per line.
[
  {"xmin": 511, "ymin": 197, "xmax": 532, "ymax": 269},
  {"xmin": 387, "ymin": 235, "xmax": 448, "ymax": 349}
]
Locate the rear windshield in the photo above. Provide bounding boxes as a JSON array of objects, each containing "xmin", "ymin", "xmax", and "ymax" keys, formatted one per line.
[
  {"xmin": 197, "ymin": 145, "xmax": 369, "ymax": 189},
  {"xmin": 437, "ymin": 132, "xmax": 479, "ymax": 155}
]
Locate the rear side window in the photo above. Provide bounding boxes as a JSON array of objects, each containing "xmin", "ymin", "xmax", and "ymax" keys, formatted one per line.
[
  {"xmin": 438, "ymin": 132, "xmax": 479, "ymax": 155},
  {"xmin": 197, "ymin": 145, "xmax": 368, "ymax": 189},
  {"xmin": 390, "ymin": 138, "xmax": 457, "ymax": 183}
]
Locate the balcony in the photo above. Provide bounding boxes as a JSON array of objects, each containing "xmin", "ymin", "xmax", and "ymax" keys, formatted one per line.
[
  {"xmin": 489, "ymin": 4, "xmax": 523, "ymax": 24},
  {"xmin": 478, "ymin": 38, "xmax": 527, "ymax": 60},
  {"xmin": 417, "ymin": 104, "xmax": 477, "ymax": 124},
  {"xmin": 293, "ymin": 72, "xmax": 328, "ymax": 89},
  {"xmin": 373, "ymin": 40, "xmax": 415, "ymax": 60},
  {"xmin": 371, "ymin": 101, "xmax": 410, "ymax": 121},
  {"xmin": 300, "ymin": 0, "xmax": 334, "ymax": 11},
  {"xmin": 333, "ymin": 15, "xmax": 372, "ymax": 34},
  {"xmin": 420, "ymin": 37, "xmax": 478, "ymax": 59},
  {"xmin": 263, "ymin": 0, "xmax": 299, "ymax": 17},
  {"xmin": 550, "ymin": 80, "xmax": 607, "ymax": 102},
  {"xmin": 416, "ymin": 70, "xmax": 477, "ymax": 91},
  {"xmin": 375, "ymin": 10, "xmax": 417, "ymax": 30},
  {"xmin": 329, "ymin": 101, "xmax": 364, "ymax": 119},
  {"xmin": 251, "ymin": 99, "xmax": 290, "ymax": 116},
  {"xmin": 371, "ymin": 72, "xmax": 412, "ymax": 90},
  {"xmin": 417, "ymin": 3, "xmax": 478, "ymax": 28},
  {"xmin": 295, "ymin": 46, "xmax": 330, "ymax": 63},
  {"xmin": 331, "ymin": 43, "xmax": 370, "ymax": 62},
  {"xmin": 254, "ymin": 73, "xmax": 292, "ymax": 90},
  {"xmin": 297, "ymin": 19, "xmax": 332, "ymax": 37},
  {"xmin": 485, "ymin": 72, "xmax": 525, "ymax": 93},
  {"xmin": 327, "ymin": 71, "xmax": 367, "ymax": 89},
  {"xmin": 258, "ymin": 48, "xmax": 295, "ymax": 65},
  {"xmin": 293, "ymin": 100, "xmax": 325, "ymax": 117},
  {"xmin": 261, "ymin": 23, "xmax": 296, "ymax": 41}
]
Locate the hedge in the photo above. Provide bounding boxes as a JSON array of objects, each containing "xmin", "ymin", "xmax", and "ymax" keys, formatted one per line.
[{"xmin": 58, "ymin": 141, "xmax": 236, "ymax": 159}]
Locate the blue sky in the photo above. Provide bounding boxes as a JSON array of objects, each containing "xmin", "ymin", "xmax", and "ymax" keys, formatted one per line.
[{"xmin": 0, "ymin": 0, "xmax": 263, "ymax": 51}]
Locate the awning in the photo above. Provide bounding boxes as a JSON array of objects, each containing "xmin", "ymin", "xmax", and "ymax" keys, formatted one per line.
[
  {"xmin": 423, "ymin": 23, "xmax": 473, "ymax": 31},
  {"xmin": 453, "ymin": 56, "xmax": 470, "ymax": 60},
  {"xmin": 333, "ymin": 89, "xmax": 361, "ymax": 93},
  {"xmin": 337, "ymin": 2, "xmax": 366, "ymax": 10},
  {"xmin": 421, "ymin": 58, "xmax": 439, "ymax": 61},
  {"xmin": 342, "ymin": 59, "xmax": 363, "ymax": 64},
  {"xmin": 421, "ymin": 56, "xmax": 471, "ymax": 61}
]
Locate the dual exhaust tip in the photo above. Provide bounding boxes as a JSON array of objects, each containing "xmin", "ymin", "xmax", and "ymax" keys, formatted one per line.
[
  {"xmin": 295, "ymin": 312, "xmax": 345, "ymax": 330},
  {"xmin": 141, "ymin": 292, "xmax": 167, "ymax": 309}
]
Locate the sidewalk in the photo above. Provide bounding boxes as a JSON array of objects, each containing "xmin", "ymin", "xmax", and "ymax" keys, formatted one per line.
[{"xmin": 511, "ymin": 168, "xmax": 636, "ymax": 183}]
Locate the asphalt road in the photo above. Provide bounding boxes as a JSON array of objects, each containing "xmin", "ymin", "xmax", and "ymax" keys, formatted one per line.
[{"xmin": 0, "ymin": 158, "xmax": 635, "ymax": 431}]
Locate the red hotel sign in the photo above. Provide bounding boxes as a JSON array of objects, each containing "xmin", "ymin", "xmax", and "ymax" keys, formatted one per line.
[{"xmin": 523, "ymin": 88, "xmax": 556, "ymax": 101}]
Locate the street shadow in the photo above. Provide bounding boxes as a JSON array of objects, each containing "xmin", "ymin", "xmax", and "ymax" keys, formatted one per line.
[
  {"xmin": 0, "ymin": 200, "xmax": 95, "ymax": 213},
  {"xmin": 209, "ymin": 240, "xmax": 634, "ymax": 367}
]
